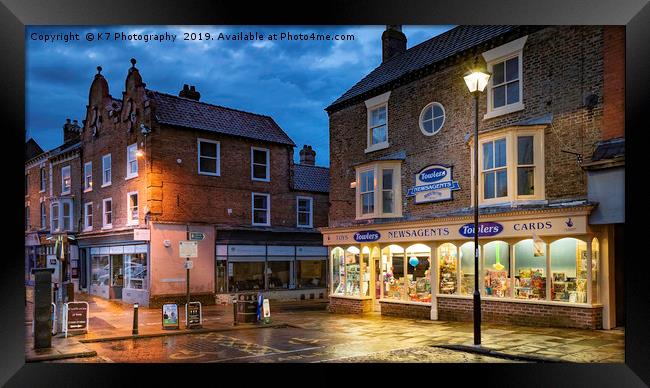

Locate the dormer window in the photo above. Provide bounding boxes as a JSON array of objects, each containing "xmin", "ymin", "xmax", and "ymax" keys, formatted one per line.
[{"xmin": 364, "ymin": 91, "xmax": 391, "ymax": 153}]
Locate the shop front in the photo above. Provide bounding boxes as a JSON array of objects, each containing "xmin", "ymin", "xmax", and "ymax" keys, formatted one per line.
[{"xmin": 323, "ymin": 205, "xmax": 612, "ymax": 329}]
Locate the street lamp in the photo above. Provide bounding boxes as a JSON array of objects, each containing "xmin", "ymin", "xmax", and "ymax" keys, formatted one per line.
[{"xmin": 463, "ymin": 63, "xmax": 490, "ymax": 346}]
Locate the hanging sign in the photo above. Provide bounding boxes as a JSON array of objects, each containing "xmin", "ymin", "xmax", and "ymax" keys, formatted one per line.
[
  {"xmin": 407, "ymin": 164, "xmax": 460, "ymax": 204},
  {"xmin": 162, "ymin": 303, "xmax": 180, "ymax": 329},
  {"xmin": 63, "ymin": 301, "xmax": 89, "ymax": 337}
]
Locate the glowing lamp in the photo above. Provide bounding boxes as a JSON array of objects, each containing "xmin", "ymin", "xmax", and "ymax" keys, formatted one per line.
[{"xmin": 463, "ymin": 69, "xmax": 491, "ymax": 93}]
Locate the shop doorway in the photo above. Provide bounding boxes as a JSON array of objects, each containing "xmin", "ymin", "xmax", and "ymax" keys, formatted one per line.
[
  {"xmin": 373, "ymin": 257, "xmax": 382, "ymax": 311},
  {"xmin": 110, "ymin": 255, "xmax": 124, "ymax": 299}
]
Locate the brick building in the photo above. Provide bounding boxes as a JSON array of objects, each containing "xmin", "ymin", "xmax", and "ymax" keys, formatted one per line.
[
  {"xmin": 321, "ymin": 25, "xmax": 624, "ymax": 330},
  {"xmin": 25, "ymin": 59, "xmax": 330, "ymax": 307}
]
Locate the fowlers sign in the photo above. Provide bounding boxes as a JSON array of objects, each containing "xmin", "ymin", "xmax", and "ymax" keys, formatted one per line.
[
  {"xmin": 407, "ymin": 165, "xmax": 460, "ymax": 204},
  {"xmin": 323, "ymin": 215, "xmax": 587, "ymax": 245}
]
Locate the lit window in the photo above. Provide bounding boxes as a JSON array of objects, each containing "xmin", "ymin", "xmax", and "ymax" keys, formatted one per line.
[
  {"xmin": 61, "ymin": 166, "xmax": 71, "ymax": 194},
  {"xmin": 198, "ymin": 139, "xmax": 220, "ymax": 176},
  {"xmin": 355, "ymin": 162, "xmax": 402, "ymax": 219},
  {"xmin": 126, "ymin": 144, "xmax": 138, "ymax": 179},
  {"xmin": 364, "ymin": 91, "xmax": 391, "ymax": 153},
  {"xmin": 102, "ymin": 154, "xmax": 111, "ymax": 186},
  {"xmin": 252, "ymin": 192, "xmax": 270, "ymax": 226},
  {"xmin": 84, "ymin": 161, "xmax": 93, "ymax": 191},
  {"xmin": 103, "ymin": 198, "xmax": 112, "ymax": 228},
  {"xmin": 251, "ymin": 147, "xmax": 270, "ymax": 181},
  {"xmin": 84, "ymin": 202, "xmax": 93, "ymax": 231},
  {"xmin": 482, "ymin": 35, "xmax": 527, "ymax": 119},
  {"xmin": 40, "ymin": 202, "xmax": 46, "ymax": 229},
  {"xmin": 296, "ymin": 196, "xmax": 313, "ymax": 228},
  {"xmin": 127, "ymin": 192, "xmax": 138, "ymax": 225},
  {"xmin": 419, "ymin": 102, "xmax": 445, "ymax": 136}
]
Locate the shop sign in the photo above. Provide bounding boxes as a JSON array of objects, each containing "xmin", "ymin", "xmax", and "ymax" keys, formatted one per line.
[
  {"xmin": 63, "ymin": 301, "xmax": 89, "ymax": 337},
  {"xmin": 407, "ymin": 165, "xmax": 460, "ymax": 204},
  {"xmin": 185, "ymin": 302, "xmax": 202, "ymax": 329},
  {"xmin": 459, "ymin": 222, "xmax": 504, "ymax": 238},
  {"xmin": 133, "ymin": 228, "xmax": 151, "ymax": 241},
  {"xmin": 179, "ymin": 241, "xmax": 198, "ymax": 258},
  {"xmin": 354, "ymin": 230, "xmax": 381, "ymax": 242},
  {"xmin": 162, "ymin": 303, "xmax": 180, "ymax": 329}
]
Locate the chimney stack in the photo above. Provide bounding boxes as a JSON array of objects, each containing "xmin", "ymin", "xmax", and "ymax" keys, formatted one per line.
[
  {"xmin": 179, "ymin": 84, "xmax": 201, "ymax": 100},
  {"xmin": 63, "ymin": 118, "xmax": 81, "ymax": 143},
  {"xmin": 299, "ymin": 145, "xmax": 316, "ymax": 166},
  {"xmin": 381, "ymin": 25, "xmax": 407, "ymax": 63}
]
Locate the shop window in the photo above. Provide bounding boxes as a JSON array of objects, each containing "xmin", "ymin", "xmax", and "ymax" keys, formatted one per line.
[
  {"xmin": 126, "ymin": 143, "xmax": 138, "ymax": 179},
  {"xmin": 331, "ymin": 247, "xmax": 345, "ymax": 295},
  {"xmin": 267, "ymin": 261, "xmax": 291, "ymax": 290},
  {"xmin": 84, "ymin": 161, "xmax": 93, "ymax": 191},
  {"xmin": 460, "ymin": 242, "xmax": 478, "ymax": 295},
  {"xmin": 550, "ymin": 238, "xmax": 587, "ymax": 303},
  {"xmin": 355, "ymin": 161, "xmax": 402, "ymax": 219},
  {"xmin": 91, "ymin": 255, "xmax": 109, "ymax": 286},
  {"xmin": 382, "ymin": 245, "xmax": 405, "ymax": 300},
  {"xmin": 344, "ymin": 247, "xmax": 360, "ymax": 296},
  {"xmin": 251, "ymin": 192, "xmax": 270, "ymax": 226},
  {"xmin": 483, "ymin": 241, "xmax": 511, "ymax": 297},
  {"xmin": 591, "ymin": 238, "xmax": 599, "ymax": 304},
  {"xmin": 251, "ymin": 147, "xmax": 270, "ymax": 181},
  {"xmin": 229, "ymin": 261, "xmax": 265, "ymax": 291},
  {"xmin": 297, "ymin": 260, "xmax": 326, "ymax": 288},
  {"xmin": 125, "ymin": 253, "xmax": 147, "ymax": 290},
  {"xmin": 360, "ymin": 248, "xmax": 371, "ymax": 297},
  {"xmin": 406, "ymin": 244, "xmax": 431, "ymax": 303},
  {"xmin": 61, "ymin": 165, "xmax": 71, "ymax": 194},
  {"xmin": 514, "ymin": 239, "xmax": 546, "ymax": 300},
  {"xmin": 438, "ymin": 243, "xmax": 458, "ymax": 294},
  {"xmin": 198, "ymin": 139, "xmax": 220, "ymax": 176},
  {"xmin": 102, "ymin": 154, "xmax": 111, "ymax": 186}
]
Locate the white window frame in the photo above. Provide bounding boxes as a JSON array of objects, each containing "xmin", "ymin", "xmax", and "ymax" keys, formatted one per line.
[
  {"xmin": 61, "ymin": 165, "xmax": 71, "ymax": 195},
  {"xmin": 126, "ymin": 143, "xmax": 138, "ymax": 180},
  {"xmin": 355, "ymin": 161, "xmax": 402, "ymax": 220},
  {"xmin": 251, "ymin": 192, "xmax": 271, "ymax": 226},
  {"xmin": 126, "ymin": 191, "xmax": 139, "ymax": 226},
  {"xmin": 50, "ymin": 202, "xmax": 59, "ymax": 232},
  {"xmin": 102, "ymin": 154, "xmax": 112, "ymax": 187},
  {"xmin": 251, "ymin": 147, "xmax": 270, "ymax": 182},
  {"xmin": 419, "ymin": 102, "xmax": 446, "ymax": 136},
  {"xmin": 84, "ymin": 202, "xmax": 93, "ymax": 231},
  {"xmin": 197, "ymin": 138, "xmax": 221, "ymax": 176},
  {"xmin": 296, "ymin": 196, "xmax": 313, "ymax": 228},
  {"xmin": 482, "ymin": 35, "xmax": 527, "ymax": 120},
  {"xmin": 61, "ymin": 199, "xmax": 73, "ymax": 231},
  {"xmin": 472, "ymin": 126, "xmax": 546, "ymax": 207},
  {"xmin": 39, "ymin": 166, "xmax": 46, "ymax": 193},
  {"xmin": 364, "ymin": 91, "xmax": 391, "ymax": 153},
  {"xmin": 40, "ymin": 202, "xmax": 46, "ymax": 229},
  {"xmin": 102, "ymin": 198, "xmax": 113, "ymax": 229},
  {"xmin": 84, "ymin": 161, "xmax": 93, "ymax": 192}
]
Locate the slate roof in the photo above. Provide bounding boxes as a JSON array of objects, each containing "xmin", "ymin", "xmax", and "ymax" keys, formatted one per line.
[
  {"xmin": 591, "ymin": 137, "xmax": 624, "ymax": 162},
  {"xmin": 150, "ymin": 91, "xmax": 295, "ymax": 146},
  {"xmin": 326, "ymin": 25, "xmax": 526, "ymax": 112},
  {"xmin": 292, "ymin": 164, "xmax": 330, "ymax": 193},
  {"xmin": 25, "ymin": 138, "xmax": 44, "ymax": 160}
]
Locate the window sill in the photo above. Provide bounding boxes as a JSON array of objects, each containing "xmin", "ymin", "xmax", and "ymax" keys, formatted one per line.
[
  {"xmin": 297, "ymin": 224, "xmax": 313, "ymax": 229},
  {"xmin": 483, "ymin": 102, "xmax": 525, "ymax": 120},
  {"xmin": 379, "ymin": 299, "xmax": 431, "ymax": 306},
  {"xmin": 436, "ymin": 293, "xmax": 601, "ymax": 309},
  {"xmin": 251, "ymin": 177, "xmax": 270, "ymax": 182},
  {"xmin": 83, "ymin": 227, "xmax": 93, "ymax": 232},
  {"xmin": 125, "ymin": 174, "xmax": 138, "ymax": 181},
  {"xmin": 84, "ymin": 188, "xmax": 92, "ymax": 193},
  {"xmin": 330, "ymin": 294, "xmax": 372, "ymax": 300},
  {"xmin": 101, "ymin": 225, "xmax": 113, "ymax": 230},
  {"xmin": 101, "ymin": 183, "xmax": 112, "ymax": 188},
  {"xmin": 198, "ymin": 171, "xmax": 220, "ymax": 177},
  {"xmin": 364, "ymin": 142, "xmax": 390, "ymax": 154},
  {"xmin": 252, "ymin": 223, "xmax": 271, "ymax": 227},
  {"xmin": 127, "ymin": 222, "xmax": 139, "ymax": 227}
]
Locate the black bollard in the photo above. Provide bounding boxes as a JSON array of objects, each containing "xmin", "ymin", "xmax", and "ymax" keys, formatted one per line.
[
  {"xmin": 232, "ymin": 299, "xmax": 237, "ymax": 326},
  {"xmin": 132, "ymin": 303, "xmax": 139, "ymax": 335}
]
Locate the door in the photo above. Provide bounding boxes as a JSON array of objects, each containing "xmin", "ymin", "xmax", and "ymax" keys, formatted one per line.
[
  {"xmin": 110, "ymin": 255, "xmax": 124, "ymax": 299},
  {"xmin": 373, "ymin": 257, "xmax": 382, "ymax": 311}
]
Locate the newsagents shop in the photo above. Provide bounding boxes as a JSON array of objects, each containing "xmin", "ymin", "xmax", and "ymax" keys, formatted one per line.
[{"xmin": 321, "ymin": 203, "xmax": 614, "ymax": 329}]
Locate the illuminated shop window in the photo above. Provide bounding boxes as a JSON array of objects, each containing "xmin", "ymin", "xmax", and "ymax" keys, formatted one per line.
[
  {"xmin": 406, "ymin": 244, "xmax": 431, "ymax": 303},
  {"xmin": 483, "ymin": 241, "xmax": 510, "ymax": 298},
  {"xmin": 514, "ymin": 239, "xmax": 546, "ymax": 300},
  {"xmin": 438, "ymin": 243, "xmax": 458, "ymax": 295}
]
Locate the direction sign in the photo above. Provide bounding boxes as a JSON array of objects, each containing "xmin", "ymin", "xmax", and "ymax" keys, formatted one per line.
[
  {"xmin": 183, "ymin": 260, "xmax": 194, "ymax": 270},
  {"xmin": 189, "ymin": 232, "xmax": 205, "ymax": 241},
  {"xmin": 179, "ymin": 241, "xmax": 198, "ymax": 258}
]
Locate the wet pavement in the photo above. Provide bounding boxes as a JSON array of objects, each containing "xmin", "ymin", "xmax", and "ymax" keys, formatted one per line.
[{"xmin": 27, "ymin": 290, "xmax": 625, "ymax": 364}]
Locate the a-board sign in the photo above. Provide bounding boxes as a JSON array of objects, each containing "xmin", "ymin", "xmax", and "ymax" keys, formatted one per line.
[
  {"xmin": 63, "ymin": 301, "xmax": 89, "ymax": 337},
  {"xmin": 179, "ymin": 241, "xmax": 198, "ymax": 258},
  {"xmin": 262, "ymin": 299, "xmax": 271, "ymax": 323},
  {"xmin": 185, "ymin": 302, "xmax": 202, "ymax": 329},
  {"xmin": 162, "ymin": 303, "xmax": 180, "ymax": 329}
]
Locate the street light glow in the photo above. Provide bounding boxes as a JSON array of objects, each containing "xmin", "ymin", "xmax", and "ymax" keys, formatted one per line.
[{"xmin": 463, "ymin": 70, "xmax": 491, "ymax": 93}]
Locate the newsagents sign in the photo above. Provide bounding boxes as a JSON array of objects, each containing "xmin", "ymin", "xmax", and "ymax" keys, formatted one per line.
[
  {"xmin": 322, "ymin": 215, "xmax": 587, "ymax": 245},
  {"xmin": 407, "ymin": 164, "xmax": 460, "ymax": 204}
]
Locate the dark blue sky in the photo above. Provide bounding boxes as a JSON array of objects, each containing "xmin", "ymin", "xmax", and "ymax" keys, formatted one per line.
[{"xmin": 26, "ymin": 25, "xmax": 453, "ymax": 166}]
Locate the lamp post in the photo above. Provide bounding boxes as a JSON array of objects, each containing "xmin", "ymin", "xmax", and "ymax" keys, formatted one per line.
[{"xmin": 463, "ymin": 64, "xmax": 490, "ymax": 346}]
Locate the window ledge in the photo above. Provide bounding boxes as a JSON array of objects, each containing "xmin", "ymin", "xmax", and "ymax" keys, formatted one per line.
[
  {"xmin": 125, "ymin": 174, "xmax": 138, "ymax": 181},
  {"xmin": 84, "ymin": 188, "xmax": 92, "ymax": 193},
  {"xmin": 297, "ymin": 224, "xmax": 313, "ymax": 229},
  {"xmin": 330, "ymin": 294, "xmax": 372, "ymax": 300},
  {"xmin": 483, "ymin": 102, "xmax": 525, "ymax": 120},
  {"xmin": 379, "ymin": 299, "xmax": 431, "ymax": 306},
  {"xmin": 198, "ymin": 171, "xmax": 220, "ymax": 177},
  {"xmin": 252, "ymin": 223, "xmax": 271, "ymax": 227},
  {"xmin": 101, "ymin": 225, "xmax": 113, "ymax": 230},
  {"xmin": 364, "ymin": 142, "xmax": 390, "ymax": 154},
  {"xmin": 83, "ymin": 227, "xmax": 93, "ymax": 232},
  {"xmin": 251, "ymin": 177, "xmax": 270, "ymax": 182},
  {"xmin": 436, "ymin": 293, "xmax": 602, "ymax": 308},
  {"xmin": 101, "ymin": 183, "xmax": 112, "ymax": 188}
]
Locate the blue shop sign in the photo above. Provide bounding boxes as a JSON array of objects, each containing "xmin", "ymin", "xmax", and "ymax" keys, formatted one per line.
[
  {"xmin": 459, "ymin": 222, "xmax": 504, "ymax": 237},
  {"xmin": 354, "ymin": 230, "xmax": 381, "ymax": 242},
  {"xmin": 407, "ymin": 164, "xmax": 460, "ymax": 204}
]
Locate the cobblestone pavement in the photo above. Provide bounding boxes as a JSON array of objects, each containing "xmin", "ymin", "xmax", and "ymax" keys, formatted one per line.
[{"xmin": 30, "ymin": 290, "xmax": 624, "ymax": 364}]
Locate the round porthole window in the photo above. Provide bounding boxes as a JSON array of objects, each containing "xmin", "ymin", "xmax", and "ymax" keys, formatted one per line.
[{"xmin": 419, "ymin": 102, "xmax": 445, "ymax": 136}]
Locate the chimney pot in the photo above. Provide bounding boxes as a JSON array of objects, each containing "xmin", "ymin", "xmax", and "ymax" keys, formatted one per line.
[
  {"xmin": 299, "ymin": 144, "xmax": 316, "ymax": 166},
  {"xmin": 381, "ymin": 25, "xmax": 407, "ymax": 63},
  {"xmin": 179, "ymin": 84, "xmax": 200, "ymax": 101}
]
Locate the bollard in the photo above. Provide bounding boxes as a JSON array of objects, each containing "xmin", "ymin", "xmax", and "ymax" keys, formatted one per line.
[
  {"xmin": 132, "ymin": 303, "xmax": 139, "ymax": 335},
  {"xmin": 232, "ymin": 299, "xmax": 237, "ymax": 326}
]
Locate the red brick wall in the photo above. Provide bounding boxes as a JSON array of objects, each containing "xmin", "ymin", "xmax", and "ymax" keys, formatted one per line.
[
  {"xmin": 437, "ymin": 297, "xmax": 603, "ymax": 329},
  {"xmin": 379, "ymin": 301, "xmax": 430, "ymax": 320},
  {"xmin": 328, "ymin": 296, "xmax": 372, "ymax": 314},
  {"xmin": 602, "ymin": 26, "xmax": 625, "ymax": 140},
  {"xmin": 328, "ymin": 26, "xmax": 608, "ymax": 226}
]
